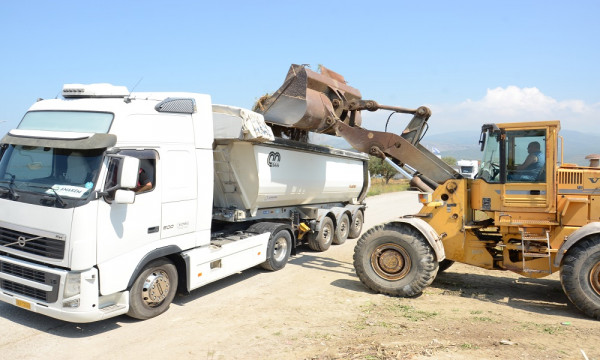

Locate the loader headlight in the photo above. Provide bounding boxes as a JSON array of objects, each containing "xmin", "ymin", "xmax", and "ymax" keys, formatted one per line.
[{"xmin": 64, "ymin": 272, "xmax": 81, "ymax": 298}]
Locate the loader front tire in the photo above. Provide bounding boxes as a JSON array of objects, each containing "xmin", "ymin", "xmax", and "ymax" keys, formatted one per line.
[
  {"xmin": 560, "ymin": 236, "xmax": 600, "ymax": 320},
  {"xmin": 353, "ymin": 223, "xmax": 438, "ymax": 297}
]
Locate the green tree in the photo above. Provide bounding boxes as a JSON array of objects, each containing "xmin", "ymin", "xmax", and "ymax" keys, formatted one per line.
[{"xmin": 368, "ymin": 156, "xmax": 397, "ymax": 184}]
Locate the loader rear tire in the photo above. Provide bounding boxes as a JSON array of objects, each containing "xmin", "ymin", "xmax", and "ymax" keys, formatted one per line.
[
  {"xmin": 308, "ymin": 217, "xmax": 334, "ymax": 252},
  {"xmin": 560, "ymin": 236, "xmax": 600, "ymax": 320},
  {"xmin": 353, "ymin": 223, "xmax": 438, "ymax": 297}
]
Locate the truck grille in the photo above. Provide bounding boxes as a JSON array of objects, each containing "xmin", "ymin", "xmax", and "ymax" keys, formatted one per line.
[
  {"xmin": 0, "ymin": 261, "xmax": 60, "ymax": 302},
  {"xmin": 0, "ymin": 227, "xmax": 65, "ymax": 259}
]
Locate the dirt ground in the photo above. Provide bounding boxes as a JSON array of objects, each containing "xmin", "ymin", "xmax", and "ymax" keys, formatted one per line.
[{"xmin": 0, "ymin": 192, "xmax": 598, "ymax": 360}]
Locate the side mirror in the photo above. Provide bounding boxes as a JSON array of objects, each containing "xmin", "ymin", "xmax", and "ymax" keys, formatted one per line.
[
  {"xmin": 114, "ymin": 189, "xmax": 135, "ymax": 204},
  {"xmin": 118, "ymin": 156, "xmax": 140, "ymax": 189}
]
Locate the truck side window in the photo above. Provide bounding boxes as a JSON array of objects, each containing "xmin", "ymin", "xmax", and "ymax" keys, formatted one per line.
[{"xmin": 103, "ymin": 150, "xmax": 158, "ymax": 200}]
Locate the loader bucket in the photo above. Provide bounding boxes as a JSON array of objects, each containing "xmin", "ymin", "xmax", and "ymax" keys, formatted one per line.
[{"xmin": 255, "ymin": 64, "xmax": 362, "ymax": 135}]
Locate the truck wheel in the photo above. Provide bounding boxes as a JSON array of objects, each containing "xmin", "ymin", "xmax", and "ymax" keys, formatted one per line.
[
  {"xmin": 308, "ymin": 217, "xmax": 334, "ymax": 252},
  {"xmin": 261, "ymin": 229, "xmax": 292, "ymax": 271},
  {"xmin": 333, "ymin": 213, "xmax": 350, "ymax": 245},
  {"xmin": 353, "ymin": 223, "xmax": 438, "ymax": 297},
  {"xmin": 127, "ymin": 258, "xmax": 178, "ymax": 320},
  {"xmin": 438, "ymin": 259, "xmax": 455, "ymax": 273},
  {"xmin": 348, "ymin": 210, "xmax": 364, "ymax": 239},
  {"xmin": 560, "ymin": 236, "xmax": 600, "ymax": 320}
]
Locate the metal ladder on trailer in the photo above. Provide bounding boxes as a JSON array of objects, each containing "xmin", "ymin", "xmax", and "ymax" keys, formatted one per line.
[{"xmin": 520, "ymin": 228, "xmax": 552, "ymax": 274}]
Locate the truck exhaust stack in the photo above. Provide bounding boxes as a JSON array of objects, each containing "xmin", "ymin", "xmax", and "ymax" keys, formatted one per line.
[{"xmin": 255, "ymin": 64, "xmax": 362, "ymax": 135}]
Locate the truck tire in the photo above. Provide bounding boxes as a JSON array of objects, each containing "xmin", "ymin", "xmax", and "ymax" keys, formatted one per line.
[
  {"xmin": 560, "ymin": 236, "xmax": 600, "ymax": 320},
  {"xmin": 127, "ymin": 258, "xmax": 178, "ymax": 320},
  {"xmin": 353, "ymin": 223, "xmax": 438, "ymax": 297},
  {"xmin": 308, "ymin": 216, "xmax": 334, "ymax": 252},
  {"xmin": 261, "ymin": 229, "xmax": 292, "ymax": 271},
  {"xmin": 348, "ymin": 210, "xmax": 364, "ymax": 239},
  {"xmin": 333, "ymin": 213, "xmax": 350, "ymax": 245},
  {"xmin": 437, "ymin": 259, "xmax": 455, "ymax": 273}
]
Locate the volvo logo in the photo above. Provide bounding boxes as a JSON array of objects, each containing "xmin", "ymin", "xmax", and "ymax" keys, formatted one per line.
[
  {"xmin": 267, "ymin": 151, "xmax": 281, "ymax": 168},
  {"xmin": 17, "ymin": 236, "xmax": 27, "ymax": 247}
]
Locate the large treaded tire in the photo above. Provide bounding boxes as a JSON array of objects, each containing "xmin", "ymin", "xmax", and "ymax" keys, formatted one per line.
[
  {"xmin": 560, "ymin": 236, "xmax": 600, "ymax": 320},
  {"xmin": 353, "ymin": 223, "xmax": 438, "ymax": 297},
  {"xmin": 437, "ymin": 259, "xmax": 455, "ymax": 273}
]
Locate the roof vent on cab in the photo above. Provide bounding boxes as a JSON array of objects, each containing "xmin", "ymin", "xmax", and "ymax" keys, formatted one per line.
[{"xmin": 62, "ymin": 83, "xmax": 129, "ymax": 98}]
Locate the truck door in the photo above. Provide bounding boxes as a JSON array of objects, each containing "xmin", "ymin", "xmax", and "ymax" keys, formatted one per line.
[
  {"xmin": 96, "ymin": 150, "xmax": 162, "ymax": 269},
  {"xmin": 503, "ymin": 128, "xmax": 551, "ymax": 211}
]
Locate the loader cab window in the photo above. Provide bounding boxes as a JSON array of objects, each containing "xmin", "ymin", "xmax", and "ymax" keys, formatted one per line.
[
  {"xmin": 506, "ymin": 130, "xmax": 546, "ymax": 183},
  {"xmin": 104, "ymin": 149, "xmax": 157, "ymax": 200}
]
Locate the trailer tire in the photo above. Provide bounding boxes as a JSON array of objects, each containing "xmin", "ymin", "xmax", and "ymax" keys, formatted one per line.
[
  {"xmin": 261, "ymin": 229, "xmax": 292, "ymax": 271},
  {"xmin": 308, "ymin": 217, "xmax": 334, "ymax": 252},
  {"xmin": 348, "ymin": 210, "xmax": 364, "ymax": 239},
  {"xmin": 333, "ymin": 213, "xmax": 350, "ymax": 245},
  {"xmin": 127, "ymin": 258, "xmax": 178, "ymax": 320},
  {"xmin": 560, "ymin": 236, "xmax": 600, "ymax": 320},
  {"xmin": 353, "ymin": 223, "xmax": 438, "ymax": 297},
  {"xmin": 437, "ymin": 259, "xmax": 455, "ymax": 273}
]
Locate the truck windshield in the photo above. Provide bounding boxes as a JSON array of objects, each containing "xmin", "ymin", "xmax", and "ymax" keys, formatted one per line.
[
  {"xmin": 475, "ymin": 130, "xmax": 501, "ymax": 182},
  {"xmin": 0, "ymin": 145, "xmax": 104, "ymax": 204}
]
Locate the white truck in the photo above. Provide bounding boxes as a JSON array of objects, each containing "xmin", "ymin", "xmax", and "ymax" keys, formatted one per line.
[
  {"xmin": 456, "ymin": 159, "xmax": 479, "ymax": 179},
  {"xmin": 0, "ymin": 83, "xmax": 368, "ymax": 322}
]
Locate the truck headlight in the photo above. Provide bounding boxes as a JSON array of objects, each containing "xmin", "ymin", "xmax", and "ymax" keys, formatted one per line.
[{"xmin": 64, "ymin": 272, "xmax": 81, "ymax": 298}]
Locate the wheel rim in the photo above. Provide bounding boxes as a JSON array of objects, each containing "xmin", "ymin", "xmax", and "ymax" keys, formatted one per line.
[
  {"xmin": 142, "ymin": 269, "xmax": 171, "ymax": 307},
  {"xmin": 370, "ymin": 243, "xmax": 411, "ymax": 280},
  {"xmin": 591, "ymin": 261, "xmax": 600, "ymax": 297},
  {"xmin": 273, "ymin": 236, "xmax": 288, "ymax": 262},
  {"xmin": 353, "ymin": 217, "xmax": 362, "ymax": 232},
  {"xmin": 339, "ymin": 218, "xmax": 349, "ymax": 238},
  {"xmin": 322, "ymin": 224, "xmax": 332, "ymax": 242}
]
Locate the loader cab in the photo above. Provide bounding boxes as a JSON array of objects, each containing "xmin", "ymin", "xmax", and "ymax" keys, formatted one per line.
[{"xmin": 472, "ymin": 121, "xmax": 559, "ymax": 215}]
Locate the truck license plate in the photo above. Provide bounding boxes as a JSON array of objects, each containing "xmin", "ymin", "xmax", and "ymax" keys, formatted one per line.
[{"xmin": 15, "ymin": 299, "xmax": 31, "ymax": 310}]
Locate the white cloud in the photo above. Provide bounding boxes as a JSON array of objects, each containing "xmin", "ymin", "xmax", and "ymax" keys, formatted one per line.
[{"xmin": 357, "ymin": 86, "xmax": 600, "ymax": 137}]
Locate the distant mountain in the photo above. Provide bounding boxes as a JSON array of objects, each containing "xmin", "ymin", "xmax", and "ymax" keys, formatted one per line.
[{"xmin": 421, "ymin": 129, "xmax": 599, "ymax": 166}]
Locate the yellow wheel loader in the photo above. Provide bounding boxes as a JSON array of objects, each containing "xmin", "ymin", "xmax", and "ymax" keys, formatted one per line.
[{"xmin": 258, "ymin": 64, "xmax": 600, "ymax": 320}]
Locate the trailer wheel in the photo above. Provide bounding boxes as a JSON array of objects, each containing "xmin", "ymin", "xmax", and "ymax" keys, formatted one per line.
[
  {"xmin": 348, "ymin": 210, "xmax": 364, "ymax": 239},
  {"xmin": 437, "ymin": 259, "xmax": 455, "ymax": 273},
  {"xmin": 560, "ymin": 236, "xmax": 600, "ymax": 320},
  {"xmin": 261, "ymin": 229, "xmax": 292, "ymax": 271},
  {"xmin": 308, "ymin": 217, "xmax": 334, "ymax": 252},
  {"xmin": 353, "ymin": 223, "xmax": 438, "ymax": 297},
  {"xmin": 127, "ymin": 258, "xmax": 178, "ymax": 320},
  {"xmin": 333, "ymin": 213, "xmax": 350, "ymax": 245}
]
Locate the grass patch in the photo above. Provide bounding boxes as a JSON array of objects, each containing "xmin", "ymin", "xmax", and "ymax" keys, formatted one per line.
[
  {"xmin": 367, "ymin": 178, "xmax": 410, "ymax": 197},
  {"xmin": 390, "ymin": 304, "xmax": 439, "ymax": 321}
]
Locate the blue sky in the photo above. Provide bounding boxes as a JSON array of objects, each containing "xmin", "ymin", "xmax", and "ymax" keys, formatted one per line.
[{"xmin": 1, "ymin": 1, "xmax": 599, "ymax": 136}]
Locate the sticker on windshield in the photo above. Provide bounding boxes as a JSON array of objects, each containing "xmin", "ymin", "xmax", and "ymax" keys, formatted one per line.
[
  {"xmin": 85, "ymin": 182, "xmax": 94, "ymax": 189},
  {"xmin": 47, "ymin": 185, "xmax": 89, "ymax": 198}
]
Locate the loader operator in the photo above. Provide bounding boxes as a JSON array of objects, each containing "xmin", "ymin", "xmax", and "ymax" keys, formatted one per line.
[{"xmin": 509, "ymin": 141, "xmax": 544, "ymax": 181}]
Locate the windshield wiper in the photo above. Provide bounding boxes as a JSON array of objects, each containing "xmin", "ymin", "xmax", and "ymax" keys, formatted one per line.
[
  {"xmin": 0, "ymin": 176, "xmax": 20, "ymax": 200},
  {"xmin": 25, "ymin": 184, "xmax": 67, "ymax": 207}
]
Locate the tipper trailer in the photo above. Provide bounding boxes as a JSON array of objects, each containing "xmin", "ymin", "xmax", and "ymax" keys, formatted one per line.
[{"xmin": 0, "ymin": 84, "xmax": 368, "ymax": 322}]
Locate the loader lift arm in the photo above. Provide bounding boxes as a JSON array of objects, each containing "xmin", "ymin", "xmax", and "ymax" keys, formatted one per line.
[{"xmin": 332, "ymin": 102, "xmax": 461, "ymax": 191}]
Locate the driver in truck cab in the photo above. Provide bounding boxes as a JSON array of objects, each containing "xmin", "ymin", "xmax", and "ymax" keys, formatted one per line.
[{"xmin": 134, "ymin": 159, "xmax": 154, "ymax": 193}]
